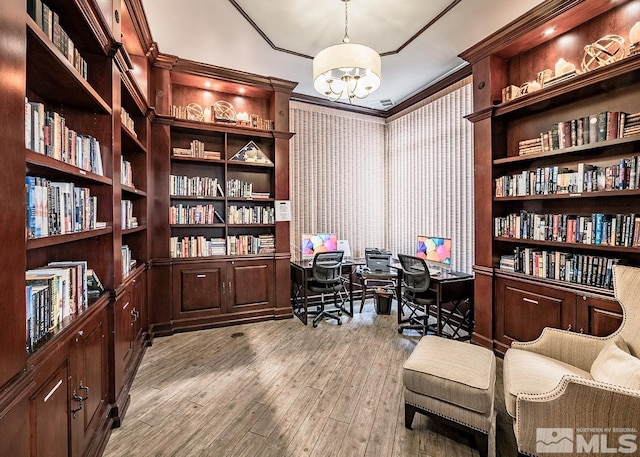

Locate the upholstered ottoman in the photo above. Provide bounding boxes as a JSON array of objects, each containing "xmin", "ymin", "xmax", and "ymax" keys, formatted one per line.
[{"xmin": 403, "ymin": 336, "xmax": 496, "ymax": 457}]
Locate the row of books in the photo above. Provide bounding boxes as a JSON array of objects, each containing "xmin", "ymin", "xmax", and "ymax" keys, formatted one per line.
[
  {"xmin": 26, "ymin": 176, "xmax": 103, "ymax": 239},
  {"xmin": 121, "ymin": 200, "xmax": 138, "ymax": 229},
  {"xmin": 227, "ymin": 179, "xmax": 257, "ymax": 198},
  {"xmin": 27, "ymin": 0, "xmax": 88, "ymax": 80},
  {"xmin": 121, "ymin": 108, "xmax": 137, "ymax": 137},
  {"xmin": 169, "ymin": 204, "xmax": 225, "ymax": 225},
  {"xmin": 169, "ymin": 175, "xmax": 224, "ymax": 198},
  {"xmin": 169, "ymin": 234, "xmax": 276, "ymax": 258},
  {"xmin": 121, "ymin": 158, "xmax": 134, "ymax": 187},
  {"xmin": 169, "ymin": 236, "xmax": 227, "ymax": 258},
  {"xmin": 25, "ymin": 99, "xmax": 104, "ymax": 176},
  {"xmin": 25, "ymin": 260, "xmax": 90, "ymax": 353},
  {"xmin": 122, "ymin": 245, "xmax": 136, "ymax": 278},
  {"xmin": 494, "ymin": 211, "xmax": 640, "ymax": 247},
  {"xmin": 227, "ymin": 205, "xmax": 275, "ymax": 225},
  {"xmin": 495, "ymin": 156, "xmax": 640, "ymax": 197},
  {"xmin": 501, "ymin": 247, "xmax": 619, "ymax": 290},
  {"xmin": 518, "ymin": 111, "xmax": 640, "ymax": 156},
  {"xmin": 172, "ymin": 141, "xmax": 221, "ymax": 160},
  {"xmin": 227, "ymin": 234, "xmax": 275, "ymax": 255}
]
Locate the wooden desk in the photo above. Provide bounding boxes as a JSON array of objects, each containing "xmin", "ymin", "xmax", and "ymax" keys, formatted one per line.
[
  {"xmin": 290, "ymin": 259, "xmax": 358, "ymax": 325},
  {"xmin": 395, "ymin": 266, "xmax": 474, "ymax": 339}
]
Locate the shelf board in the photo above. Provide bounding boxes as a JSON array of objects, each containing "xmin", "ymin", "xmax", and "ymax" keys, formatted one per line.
[
  {"xmin": 170, "ymin": 155, "xmax": 225, "ymax": 165},
  {"xmin": 27, "ymin": 227, "xmax": 113, "ymax": 250},
  {"xmin": 493, "ymin": 53, "xmax": 640, "ymax": 119},
  {"xmin": 170, "ymin": 224, "xmax": 226, "ymax": 228},
  {"xmin": 493, "ymin": 269, "xmax": 615, "ymax": 297},
  {"xmin": 227, "ymin": 224, "xmax": 275, "ymax": 228},
  {"xmin": 227, "ymin": 197, "xmax": 274, "ymax": 202},
  {"xmin": 122, "ymin": 225, "xmax": 147, "ymax": 235},
  {"xmin": 227, "ymin": 160, "xmax": 274, "ymax": 169},
  {"xmin": 169, "ymin": 195, "xmax": 225, "ymax": 201},
  {"xmin": 494, "ymin": 134, "xmax": 640, "ymax": 165},
  {"xmin": 494, "ymin": 188, "xmax": 640, "ymax": 201},
  {"xmin": 26, "ymin": 150, "xmax": 112, "ymax": 185},
  {"xmin": 121, "ymin": 124, "xmax": 147, "ymax": 154},
  {"xmin": 26, "ymin": 17, "xmax": 111, "ymax": 114},
  {"xmin": 121, "ymin": 184, "xmax": 147, "ymax": 197},
  {"xmin": 494, "ymin": 236, "xmax": 640, "ymax": 253}
]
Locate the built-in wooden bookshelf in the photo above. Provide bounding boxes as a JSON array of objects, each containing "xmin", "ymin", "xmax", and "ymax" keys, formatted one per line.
[
  {"xmin": 147, "ymin": 61, "xmax": 296, "ymax": 334},
  {"xmin": 462, "ymin": 0, "xmax": 639, "ymax": 353},
  {"xmin": 0, "ymin": 0, "xmax": 155, "ymax": 455}
]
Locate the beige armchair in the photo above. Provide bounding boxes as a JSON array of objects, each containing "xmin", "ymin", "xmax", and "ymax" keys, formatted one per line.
[{"xmin": 503, "ymin": 265, "xmax": 640, "ymax": 456}]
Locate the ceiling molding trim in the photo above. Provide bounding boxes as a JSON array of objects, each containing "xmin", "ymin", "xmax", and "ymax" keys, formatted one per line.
[
  {"xmin": 385, "ymin": 64, "xmax": 471, "ymax": 118},
  {"xmin": 228, "ymin": 0, "xmax": 462, "ymax": 59},
  {"xmin": 228, "ymin": 0, "xmax": 315, "ymax": 59},
  {"xmin": 379, "ymin": 0, "xmax": 462, "ymax": 57},
  {"xmin": 459, "ymin": 0, "xmax": 620, "ymax": 63},
  {"xmin": 124, "ymin": 0, "xmax": 156, "ymax": 56}
]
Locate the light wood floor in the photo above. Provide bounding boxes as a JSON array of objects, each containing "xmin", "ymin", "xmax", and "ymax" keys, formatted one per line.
[{"xmin": 103, "ymin": 301, "xmax": 517, "ymax": 457}]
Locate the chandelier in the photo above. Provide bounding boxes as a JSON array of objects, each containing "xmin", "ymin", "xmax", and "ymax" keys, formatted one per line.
[{"xmin": 312, "ymin": 0, "xmax": 381, "ymax": 102}]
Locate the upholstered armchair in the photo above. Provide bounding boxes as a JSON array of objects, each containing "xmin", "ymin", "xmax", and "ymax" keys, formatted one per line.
[{"xmin": 503, "ymin": 265, "xmax": 640, "ymax": 456}]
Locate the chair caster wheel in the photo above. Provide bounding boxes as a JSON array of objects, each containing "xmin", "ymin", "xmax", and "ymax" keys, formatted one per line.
[
  {"xmin": 313, "ymin": 322, "xmax": 318, "ymax": 328},
  {"xmin": 338, "ymin": 311, "xmax": 342, "ymax": 316},
  {"xmin": 397, "ymin": 328, "xmax": 403, "ymax": 334},
  {"xmin": 337, "ymin": 320, "xmax": 342, "ymax": 325}
]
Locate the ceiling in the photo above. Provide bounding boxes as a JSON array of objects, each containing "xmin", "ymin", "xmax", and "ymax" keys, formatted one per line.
[{"xmin": 141, "ymin": 0, "xmax": 545, "ymax": 111}]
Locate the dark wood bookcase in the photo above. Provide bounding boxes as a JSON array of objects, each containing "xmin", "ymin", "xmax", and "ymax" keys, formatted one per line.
[
  {"xmin": 462, "ymin": 0, "xmax": 639, "ymax": 353},
  {"xmin": 148, "ymin": 59, "xmax": 296, "ymax": 335},
  {"xmin": 0, "ymin": 0, "xmax": 154, "ymax": 455}
]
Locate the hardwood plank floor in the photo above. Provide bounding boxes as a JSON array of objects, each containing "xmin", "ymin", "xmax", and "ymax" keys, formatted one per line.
[{"xmin": 103, "ymin": 301, "xmax": 517, "ymax": 457}]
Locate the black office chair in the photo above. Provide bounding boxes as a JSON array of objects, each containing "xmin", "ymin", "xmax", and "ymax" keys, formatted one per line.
[
  {"xmin": 397, "ymin": 254, "xmax": 437, "ymax": 334},
  {"xmin": 307, "ymin": 251, "xmax": 345, "ymax": 327}
]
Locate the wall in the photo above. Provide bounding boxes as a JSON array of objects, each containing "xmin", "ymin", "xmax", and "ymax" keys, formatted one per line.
[{"xmin": 289, "ymin": 78, "xmax": 474, "ymax": 272}]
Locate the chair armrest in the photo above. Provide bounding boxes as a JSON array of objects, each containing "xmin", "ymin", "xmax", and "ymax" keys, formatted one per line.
[
  {"xmin": 514, "ymin": 375, "xmax": 640, "ymax": 456},
  {"xmin": 511, "ymin": 327, "xmax": 611, "ymax": 371}
]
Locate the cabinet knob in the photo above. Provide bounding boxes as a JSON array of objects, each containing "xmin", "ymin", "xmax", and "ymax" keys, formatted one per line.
[
  {"xmin": 582, "ymin": 295, "xmax": 587, "ymax": 301},
  {"xmin": 566, "ymin": 324, "xmax": 572, "ymax": 331},
  {"xmin": 78, "ymin": 330, "xmax": 84, "ymax": 337}
]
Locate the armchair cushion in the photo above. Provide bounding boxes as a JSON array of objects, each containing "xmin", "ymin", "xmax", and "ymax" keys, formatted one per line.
[
  {"xmin": 503, "ymin": 348, "xmax": 591, "ymax": 418},
  {"xmin": 590, "ymin": 338, "xmax": 640, "ymax": 390}
]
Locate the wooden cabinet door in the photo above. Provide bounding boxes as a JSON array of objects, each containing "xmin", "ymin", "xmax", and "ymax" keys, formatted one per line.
[
  {"xmin": 131, "ymin": 271, "xmax": 147, "ymax": 345},
  {"xmin": 173, "ymin": 262, "xmax": 225, "ymax": 318},
  {"xmin": 32, "ymin": 362, "xmax": 69, "ymax": 457},
  {"xmin": 576, "ymin": 293, "xmax": 623, "ymax": 336},
  {"xmin": 114, "ymin": 287, "xmax": 134, "ymax": 397},
  {"xmin": 495, "ymin": 278, "xmax": 575, "ymax": 348},
  {"xmin": 70, "ymin": 311, "xmax": 108, "ymax": 457},
  {"xmin": 226, "ymin": 259, "xmax": 274, "ymax": 314}
]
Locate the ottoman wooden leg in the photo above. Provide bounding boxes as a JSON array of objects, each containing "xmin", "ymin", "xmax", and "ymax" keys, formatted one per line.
[{"xmin": 404, "ymin": 402, "xmax": 417, "ymax": 430}]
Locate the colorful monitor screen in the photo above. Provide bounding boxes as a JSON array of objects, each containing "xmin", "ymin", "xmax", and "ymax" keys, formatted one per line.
[
  {"xmin": 416, "ymin": 236, "xmax": 452, "ymax": 267},
  {"xmin": 301, "ymin": 233, "xmax": 338, "ymax": 258}
]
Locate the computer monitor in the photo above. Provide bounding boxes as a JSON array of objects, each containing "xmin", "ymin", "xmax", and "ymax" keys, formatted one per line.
[
  {"xmin": 416, "ymin": 235, "xmax": 452, "ymax": 270},
  {"xmin": 301, "ymin": 233, "xmax": 338, "ymax": 258}
]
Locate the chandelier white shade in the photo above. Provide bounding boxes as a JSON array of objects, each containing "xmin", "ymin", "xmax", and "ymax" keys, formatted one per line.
[
  {"xmin": 312, "ymin": 0, "xmax": 381, "ymax": 102},
  {"xmin": 313, "ymin": 43, "xmax": 381, "ymax": 101}
]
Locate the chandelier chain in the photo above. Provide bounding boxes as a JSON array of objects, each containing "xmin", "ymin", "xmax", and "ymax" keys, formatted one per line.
[{"xmin": 343, "ymin": 0, "xmax": 350, "ymax": 43}]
